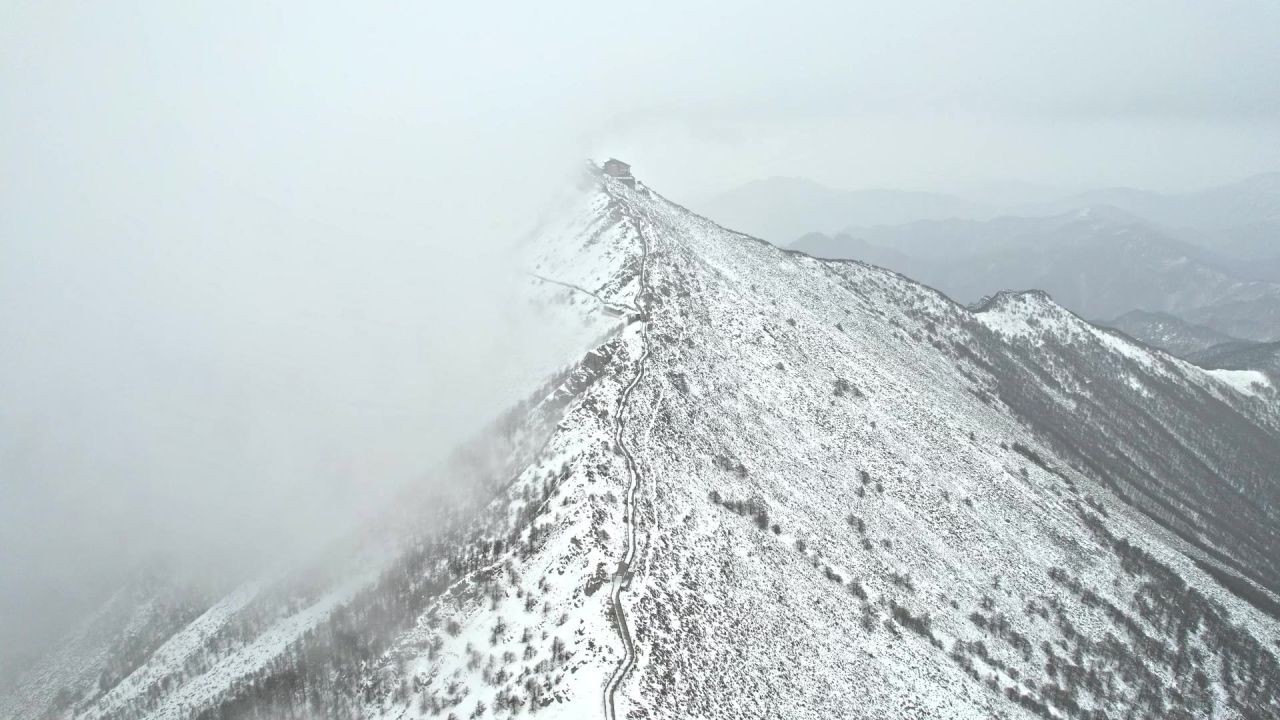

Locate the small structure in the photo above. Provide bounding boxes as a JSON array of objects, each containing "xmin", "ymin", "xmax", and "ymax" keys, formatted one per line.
[
  {"xmin": 602, "ymin": 158, "xmax": 631, "ymax": 177},
  {"xmin": 602, "ymin": 158, "xmax": 636, "ymax": 188}
]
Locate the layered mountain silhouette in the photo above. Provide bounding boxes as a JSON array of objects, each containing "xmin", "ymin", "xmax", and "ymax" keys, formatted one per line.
[
  {"xmin": 794, "ymin": 208, "xmax": 1280, "ymax": 344},
  {"xmin": 696, "ymin": 177, "xmax": 990, "ymax": 245},
  {"xmin": 1103, "ymin": 310, "xmax": 1241, "ymax": 357}
]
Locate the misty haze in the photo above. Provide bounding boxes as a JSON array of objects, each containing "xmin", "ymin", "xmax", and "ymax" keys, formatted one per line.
[{"xmin": 3, "ymin": 3, "xmax": 1279, "ymax": 720}]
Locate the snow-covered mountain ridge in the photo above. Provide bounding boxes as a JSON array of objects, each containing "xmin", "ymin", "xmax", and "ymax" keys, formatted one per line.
[{"xmin": 5, "ymin": 165, "xmax": 1280, "ymax": 720}]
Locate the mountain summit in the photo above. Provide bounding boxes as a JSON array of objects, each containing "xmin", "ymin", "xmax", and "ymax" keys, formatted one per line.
[{"xmin": 5, "ymin": 164, "xmax": 1280, "ymax": 720}]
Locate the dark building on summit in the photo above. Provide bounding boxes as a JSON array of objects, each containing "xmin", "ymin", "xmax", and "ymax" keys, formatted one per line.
[{"xmin": 603, "ymin": 158, "xmax": 635, "ymax": 187}]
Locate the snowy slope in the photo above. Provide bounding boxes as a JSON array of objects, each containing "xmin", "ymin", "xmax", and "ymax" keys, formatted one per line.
[
  {"xmin": 1192, "ymin": 341, "xmax": 1280, "ymax": 387},
  {"xmin": 1206, "ymin": 369, "xmax": 1272, "ymax": 397},
  {"xmin": 6, "ymin": 164, "xmax": 1280, "ymax": 720}
]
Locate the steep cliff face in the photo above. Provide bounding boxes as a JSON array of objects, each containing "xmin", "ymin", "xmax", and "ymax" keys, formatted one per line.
[{"xmin": 7, "ymin": 166, "xmax": 1280, "ymax": 720}]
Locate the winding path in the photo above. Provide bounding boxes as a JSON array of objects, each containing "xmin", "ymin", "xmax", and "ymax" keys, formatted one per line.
[
  {"xmin": 528, "ymin": 272, "xmax": 640, "ymax": 317},
  {"xmin": 602, "ymin": 189, "xmax": 652, "ymax": 720}
]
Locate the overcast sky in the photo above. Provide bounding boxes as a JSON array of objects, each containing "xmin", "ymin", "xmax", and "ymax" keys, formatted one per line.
[{"xmin": 2, "ymin": 0, "xmax": 1278, "ymax": 678}]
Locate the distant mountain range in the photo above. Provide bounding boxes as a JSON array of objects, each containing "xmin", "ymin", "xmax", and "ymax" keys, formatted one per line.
[
  {"xmin": 1039, "ymin": 173, "xmax": 1280, "ymax": 280},
  {"xmin": 1104, "ymin": 309, "xmax": 1240, "ymax": 357},
  {"xmin": 793, "ymin": 207, "xmax": 1280, "ymax": 343},
  {"xmin": 695, "ymin": 177, "xmax": 991, "ymax": 244},
  {"xmin": 702, "ymin": 172, "xmax": 1280, "ymax": 260},
  {"xmin": 781, "ymin": 171, "xmax": 1280, "ymax": 380},
  {"xmin": 1051, "ymin": 172, "xmax": 1280, "ymax": 236}
]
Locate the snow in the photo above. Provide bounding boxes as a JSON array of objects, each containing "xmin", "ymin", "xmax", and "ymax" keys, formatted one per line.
[
  {"xmin": 9, "ymin": 163, "xmax": 1280, "ymax": 720},
  {"xmin": 143, "ymin": 569, "xmax": 385, "ymax": 720},
  {"xmin": 1205, "ymin": 368, "xmax": 1272, "ymax": 396},
  {"xmin": 83, "ymin": 583, "xmax": 264, "ymax": 720},
  {"xmin": 1089, "ymin": 326, "xmax": 1163, "ymax": 372}
]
